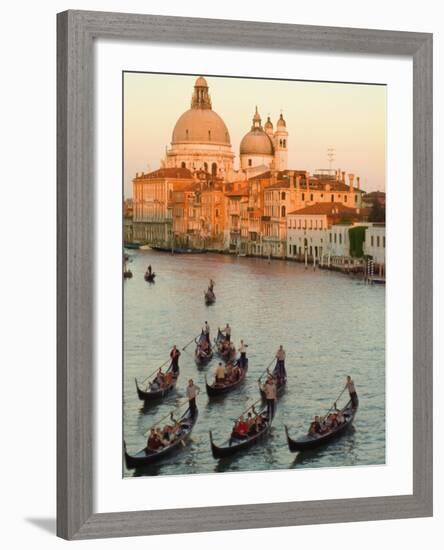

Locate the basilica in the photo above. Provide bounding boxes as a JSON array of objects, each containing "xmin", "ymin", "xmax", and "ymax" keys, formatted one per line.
[
  {"xmin": 162, "ymin": 75, "xmax": 288, "ymax": 180},
  {"xmin": 129, "ymin": 76, "xmax": 373, "ymax": 262}
]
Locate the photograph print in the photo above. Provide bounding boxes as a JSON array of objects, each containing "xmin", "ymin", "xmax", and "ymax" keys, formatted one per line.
[{"xmin": 123, "ymin": 72, "xmax": 386, "ymax": 477}]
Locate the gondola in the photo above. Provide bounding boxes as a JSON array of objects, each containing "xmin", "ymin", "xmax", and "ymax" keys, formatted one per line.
[
  {"xmin": 135, "ymin": 362, "xmax": 179, "ymax": 402},
  {"xmin": 123, "ymin": 269, "xmax": 133, "ymax": 278},
  {"xmin": 214, "ymin": 329, "xmax": 235, "ymax": 361},
  {"xmin": 194, "ymin": 331, "xmax": 213, "ymax": 366},
  {"xmin": 144, "ymin": 271, "xmax": 156, "ymax": 283},
  {"xmin": 205, "ymin": 358, "xmax": 248, "ymax": 397},
  {"xmin": 209, "ymin": 403, "xmax": 273, "ymax": 459},
  {"xmin": 285, "ymin": 397, "xmax": 359, "ymax": 452},
  {"xmin": 259, "ymin": 361, "xmax": 287, "ymax": 399},
  {"xmin": 204, "ymin": 288, "xmax": 216, "ymax": 305},
  {"xmin": 124, "ymin": 406, "xmax": 198, "ymax": 468}
]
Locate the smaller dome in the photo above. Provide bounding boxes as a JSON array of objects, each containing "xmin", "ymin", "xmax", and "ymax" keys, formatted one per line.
[
  {"xmin": 264, "ymin": 116, "xmax": 273, "ymax": 131},
  {"xmin": 195, "ymin": 76, "xmax": 208, "ymax": 87},
  {"xmin": 240, "ymin": 129, "xmax": 274, "ymax": 156},
  {"xmin": 277, "ymin": 113, "xmax": 286, "ymax": 128}
]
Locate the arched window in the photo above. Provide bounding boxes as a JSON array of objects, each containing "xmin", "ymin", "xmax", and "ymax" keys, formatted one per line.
[
  {"xmin": 281, "ymin": 205, "xmax": 286, "ymax": 217},
  {"xmin": 204, "ymin": 162, "xmax": 208, "ymax": 172},
  {"xmin": 185, "ymin": 129, "xmax": 189, "ymax": 139},
  {"xmin": 208, "ymin": 130, "xmax": 211, "ymax": 141},
  {"xmin": 331, "ymin": 194, "xmax": 334, "ymax": 202},
  {"xmin": 211, "ymin": 162, "xmax": 217, "ymax": 176},
  {"xmin": 281, "ymin": 192, "xmax": 286, "ymax": 200},
  {"xmin": 283, "ymin": 139, "xmax": 286, "ymax": 148},
  {"xmin": 279, "ymin": 139, "xmax": 282, "ymax": 146},
  {"xmin": 181, "ymin": 161, "xmax": 186, "ymax": 169}
]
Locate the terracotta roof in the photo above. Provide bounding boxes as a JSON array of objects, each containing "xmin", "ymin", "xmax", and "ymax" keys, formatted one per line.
[
  {"xmin": 135, "ymin": 167, "xmax": 193, "ymax": 180},
  {"xmin": 288, "ymin": 202, "xmax": 362, "ymax": 217}
]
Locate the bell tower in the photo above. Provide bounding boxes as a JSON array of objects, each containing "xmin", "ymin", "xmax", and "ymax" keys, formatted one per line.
[{"xmin": 274, "ymin": 112, "xmax": 288, "ymax": 171}]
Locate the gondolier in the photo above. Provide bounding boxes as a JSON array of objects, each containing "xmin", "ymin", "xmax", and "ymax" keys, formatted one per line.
[
  {"xmin": 209, "ymin": 278, "xmax": 215, "ymax": 292},
  {"xmin": 261, "ymin": 376, "xmax": 277, "ymax": 418},
  {"xmin": 275, "ymin": 345, "xmax": 287, "ymax": 380},
  {"xmin": 186, "ymin": 379, "xmax": 200, "ymax": 417},
  {"xmin": 223, "ymin": 323, "xmax": 231, "ymax": 342},
  {"xmin": 215, "ymin": 362, "xmax": 225, "ymax": 385},
  {"xmin": 239, "ymin": 340, "xmax": 248, "ymax": 368},
  {"xmin": 345, "ymin": 376, "xmax": 358, "ymax": 408},
  {"xmin": 203, "ymin": 321, "xmax": 210, "ymax": 343},
  {"xmin": 170, "ymin": 345, "xmax": 181, "ymax": 374}
]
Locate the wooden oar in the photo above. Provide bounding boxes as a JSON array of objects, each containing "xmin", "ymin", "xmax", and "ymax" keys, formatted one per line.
[
  {"xmin": 140, "ymin": 358, "xmax": 171, "ymax": 385},
  {"xmin": 257, "ymin": 356, "xmax": 277, "ymax": 383},
  {"xmin": 182, "ymin": 334, "xmax": 200, "ymax": 351},
  {"xmin": 143, "ymin": 399, "xmax": 189, "ymax": 436},
  {"xmin": 324, "ymin": 386, "xmax": 347, "ymax": 417},
  {"xmin": 234, "ymin": 398, "xmax": 262, "ymax": 420}
]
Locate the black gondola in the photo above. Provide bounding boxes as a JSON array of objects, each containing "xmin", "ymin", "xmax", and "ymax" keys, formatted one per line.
[
  {"xmin": 205, "ymin": 359, "xmax": 248, "ymax": 397},
  {"xmin": 214, "ymin": 329, "xmax": 235, "ymax": 361},
  {"xmin": 209, "ymin": 403, "xmax": 273, "ymax": 459},
  {"xmin": 123, "ymin": 269, "xmax": 133, "ymax": 278},
  {"xmin": 285, "ymin": 397, "xmax": 359, "ymax": 452},
  {"xmin": 135, "ymin": 362, "xmax": 179, "ymax": 402},
  {"xmin": 195, "ymin": 331, "xmax": 213, "ymax": 366},
  {"xmin": 204, "ymin": 288, "xmax": 216, "ymax": 305},
  {"xmin": 259, "ymin": 361, "xmax": 287, "ymax": 399},
  {"xmin": 144, "ymin": 271, "xmax": 156, "ymax": 282},
  {"xmin": 124, "ymin": 406, "xmax": 198, "ymax": 468}
]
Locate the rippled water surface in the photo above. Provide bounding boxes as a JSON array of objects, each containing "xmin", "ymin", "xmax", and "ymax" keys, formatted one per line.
[{"xmin": 123, "ymin": 250, "xmax": 385, "ymax": 477}]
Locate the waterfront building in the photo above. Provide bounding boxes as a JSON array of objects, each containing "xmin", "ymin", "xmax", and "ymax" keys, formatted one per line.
[
  {"xmin": 132, "ymin": 167, "xmax": 194, "ymax": 245},
  {"xmin": 363, "ymin": 223, "xmax": 386, "ymax": 266},
  {"xmin": 224, "ymin": 183, "xmax": 249, "ymax": 252},
  {"xmin": 286, "ymin": 202, "xmax": 368, "ymax": 263}
]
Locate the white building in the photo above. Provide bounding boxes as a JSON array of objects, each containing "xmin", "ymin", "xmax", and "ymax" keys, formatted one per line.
[{"xmin": 363, "ymin": 224, "xmax": 386, "ymax": 265}]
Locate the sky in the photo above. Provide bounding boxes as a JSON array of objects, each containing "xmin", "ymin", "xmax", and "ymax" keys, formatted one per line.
[{"xmin": 124, "ymin": 72, "xmax": 386, "ymax": 197}]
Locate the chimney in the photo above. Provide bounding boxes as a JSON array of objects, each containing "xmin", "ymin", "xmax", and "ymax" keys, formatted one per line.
[
  {"xmin": 357, "ymin": 176, "xmax": 361, "ymax": 191},
  {"xmin": 348, "ymin": 173, "xmax": 355, "ymax": 193},
  {"xmin": 341, "ymin": 171, "xmax": 346, "ymax": 183}
]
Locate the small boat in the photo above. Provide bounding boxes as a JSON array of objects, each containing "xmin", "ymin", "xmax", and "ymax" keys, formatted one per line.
[
  {"xmin": 259, "ymin": 361, "xmax": 287, "ymax": 399},
  {"xmin": 124, "ymin": 406, "xmax": 198, "ymax": 468},
  {"xmin": 124, "ymin": 241, "xmax": 144, "ymax": 250},
  {"xmin": 205, "ymin": 359, "xmax": 248, "ymax": 397},
  {"xmin": 285, "ymin": 397, "xmax": 359, "ymax": 452},
  {"xmin": 123, "ymin": 269, "xmax": 133, "ymax": 278},
  {"xmin": 151, "ymin": 246, "xmax": 207, "ymax": 254},
  {"xmin": 204, "ymin": 288, "xmax": 216, "ymax": 305},
  {"xmin": 214, "ymin": 329, "xmax": 235, "ymax": 361},
  {"xmin": 144, "ymin": 271, "xmax": 156, "ymax": 283},
  {"xmin": 135, "ymin": 362, "xmax": 179, "ymax": 402},
  {"xmin": 209, "ymin": 403, "xmax": 273, "ymax": 459},
  {"xmin": 194, "ymin": 331, "xmax": 213, "ymax": 366}
]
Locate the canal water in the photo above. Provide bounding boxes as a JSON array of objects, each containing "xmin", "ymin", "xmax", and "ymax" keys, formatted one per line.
[{"xmin": 123, "ymin": 250, "xmax": 385, "ymax": 477}]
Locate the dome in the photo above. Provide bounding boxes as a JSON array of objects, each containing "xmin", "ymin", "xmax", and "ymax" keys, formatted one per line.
[
  {"xmin": 277, "ymin": 113, "xmax": 286, "ymax": 128},
  {"xmin": 194, "ymin": 76, "xmax": 208, "ymax": 87},
  {"xmin": 172, "ymin": 109, "xmax": 231, "ymax": 145},
  {"xmin": 240, "ymin": 129, "xmax": 274, "ymax": 155}
]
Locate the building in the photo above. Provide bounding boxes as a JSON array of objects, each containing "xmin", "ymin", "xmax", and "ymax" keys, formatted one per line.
[
  {"xmin": 363, "ymin": 223, "xmax": 386, "ymax": 266},
  {"xmin": 286, "ymin": 202, "xmax": 368, "ymax": 263}
]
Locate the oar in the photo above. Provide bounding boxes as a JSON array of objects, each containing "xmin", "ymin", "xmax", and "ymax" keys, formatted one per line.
[
  {"xmin": 182, "ymin": 334, "xmax": 200, "ymax": 351},
  {"xmin": 140, "ymin": 358, "xmax": 171, "ymax": 386},
  {"xmin": 324, "ymin": 386, "xmax": 347, "ymax": 417},
  {"xmin": 233, "ymin": 398, "xmax": 262, "ymax": 420},
  {"xmin": 257, "ymin": 356, "xmax": 277, "ymax": 383},
  {"xmin": 143, "ymin": 399, "xmax": 189, "ymax": 436}
]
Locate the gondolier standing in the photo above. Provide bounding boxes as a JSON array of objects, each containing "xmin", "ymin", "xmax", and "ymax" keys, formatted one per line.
[
  {"xmin": 275, "ymin": 345, "xmax": 287, "ymax": 380},
  {"xmin": 238, "ymin": 339, "xmax": 248, "ymax": 368},
  {"xmin": 203, "ymin": 321, "xmax": 210, "ymax": 343},
  {"xmin": 186, "ymin": 379, "xmax": 200, "ymax": 417},
  {"xmin": 209, "ymin": 278, "xmax": 215, "ymax": 292},
  {"xmin": 223, "ymin": 323, "xmax": 231, "ymax": 342},
  {"xmin": 170, "ymin": 345, "xmax": 181, "ymax": 374},
  {"xmin": 261, "ymin": 376, "xmax": 277, "ymax": 419},
  {"xmin": 345, "ymin": 375, "xmax": 358, "ymax": 409}
]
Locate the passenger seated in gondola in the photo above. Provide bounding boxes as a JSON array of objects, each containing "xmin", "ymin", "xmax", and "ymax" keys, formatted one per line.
[
  {"xmin": 246, "ymin": 412, "xmax": 258, "ymax": 435},
  {"xmin": 232, "ymin": 416, "xmax": 248, "ymax": 439},
  {"xmin": 164, "ymin": 371, "xmax": 173, "ymax": 386},
  {"xmin": 147, "ymin": 428, "xmax": 163, "ymax": 451},
  {"xmin": 215, "ymin": 362, "xmax": 225, "ymax": 385},
  {"xmin": 225, "ymin": 361, "xmax": 233, "ymax": 378},
  {"xmin": 308, "ymin": 416, "xmax": 322, "ymax": 435}
]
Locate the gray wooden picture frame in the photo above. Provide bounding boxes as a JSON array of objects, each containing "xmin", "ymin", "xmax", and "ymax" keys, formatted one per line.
[{"xmin": 57, "ymin": 10, "xmax": 433, "ymax": 540}]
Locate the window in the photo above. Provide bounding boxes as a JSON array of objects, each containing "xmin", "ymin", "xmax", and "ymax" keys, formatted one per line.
[
  {"xmin": 339, "ymin": 234, "xmax": 342, "ymax": 244},
  {"xmin": 281, "ymin": 192, "xmax": 286, "ymax": 200},
  {"xmin": 331, "ymin": 194, "xmax": 334, "ymax": 202},
  {"xmin": 302, "ymin": 193, "xmax": 305, "ymax": 201},
  {"xmin": 211, "ymin": 162, "xmax": 217, "ymax": 176},
  {"xmin": 204, "ymin": 162, "xmax": 208, "ymax": 171},
  {"xmin": 355, "ymin": 194, "xmax": 358, "ymax": 202},
  {"xmin": 329, "ymin": 233, "xmax": 332, "ymax": 243},
  {"xmin": 310, "ymin": 194, "xmax": 313, "ymax": 201},
  {"xmin": 334, "ymin": 233, "xmax": 337, "ymax": 243},
  {"xmin": 344, "ymin": 195, "xmax": 347, "ymax": 202},
  {"xmin": 283, "ymin": 139, "xmax": 286, "ymax": 148},
  {"xmin": 310, "ymin": 219, "xmax": 313, "ymax": 229},
  {"xmin": 215, "ymin": 209, "xmax": 219, "ymax": 218},
  {"xmin": 383, "ymin": 236, "xmax": 386, "ymax": 248},
  {"xmin": 185, "ymin": 129, "xmax": 189, "ymax": 139},
  {"xmin": 208, "ymin": 130, "xmax": 211, "ymax": 141},
  {"xmin": 248, "ymin": 159, "xmax": 252, "ymax": 167},
  {"xmin": 371, "ymin": 236, "xmax": 374, "ymax": 246},
  {"xmin": 377, "ymin": 236, "xmax": 380, "ymax": 247},
  {"xmin": 181, "ymin": 161, "xmax": 186, "ymax": 168},
  {"xmin": 320, "ymin": 220, "xmax": 323, "ymax": 230}
]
